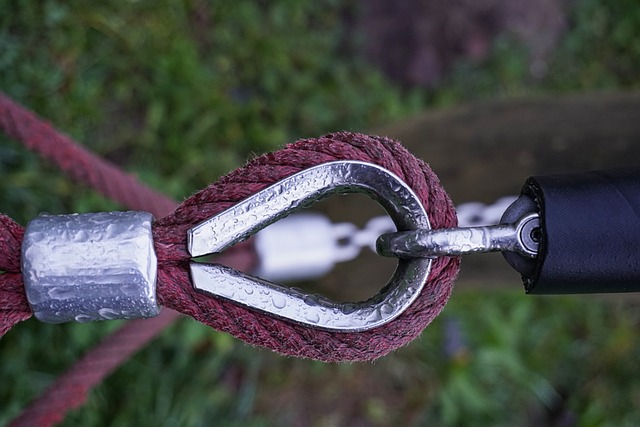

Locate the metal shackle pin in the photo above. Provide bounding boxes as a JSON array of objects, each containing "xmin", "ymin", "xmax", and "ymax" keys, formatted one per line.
[
  {"xmin": 376, "ymin": 213, "xmax": 541, "ymax": 259},
  {"xmin": 21, "ymin": 211, "xmax": 160, "ymax": 323}
]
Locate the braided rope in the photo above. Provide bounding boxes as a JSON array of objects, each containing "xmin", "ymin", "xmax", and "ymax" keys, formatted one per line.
[
  {"xmin": 0, "ymin": 89, "xmax": 459, "ymax": 422},
  {"xmin": 0, "ymin": 92, "xmax": 194, "ymax": 426},
  {"xmin": 154, "ymin": 131, "xmax": 461, "ymax": 362},
  {"xmin": 0, "ymin": 215, "xmax": 30, "ymax": 337},
  {"xmin": 2, "ymin": 131, "xmax": 460, "ymax": 360},
  {"xmin": 0, "ymin": 93, "xmax": 176, "ymax": 218}
]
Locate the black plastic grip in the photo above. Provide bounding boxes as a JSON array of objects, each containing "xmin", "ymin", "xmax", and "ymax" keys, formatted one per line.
[{"xmin": 521, "ymin": 168, "xmax": 640, "ymax": 294}]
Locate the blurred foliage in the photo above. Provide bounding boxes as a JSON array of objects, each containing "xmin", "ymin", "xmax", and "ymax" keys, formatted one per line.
[
  {"xmin": 431, "ymin": 0, "xmax": 640, "ymax": 106},
  {"xmin": 5, "ymin": 292, "xmax": 640, "ymax": 426},
  {"xmin": 0, "ymin": 0, "xmax": 417, "ymax": 222},
  {"xmin": 1, "ymin": 0, "xmax": 640, "ymax": 426}
]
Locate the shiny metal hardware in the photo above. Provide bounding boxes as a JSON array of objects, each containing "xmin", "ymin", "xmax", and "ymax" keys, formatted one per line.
[
  {"xmin": 187, "ymin": 161, "xmax": 432, "ymax": 332},
  {"xmin": 377, "ymin": 213, "xmax": 540, "ymax": 259},
  {"xmin": 251, "ymin": 196, "xmax": 523, "ymax": 283},
  {"xmin": 22, "ymin": 211, "xmax": 160, "ymax": 323}
]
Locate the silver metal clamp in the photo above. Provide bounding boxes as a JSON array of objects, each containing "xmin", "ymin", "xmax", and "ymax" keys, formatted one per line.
[{"xmin": 21, "ymin": 211, "xmax": 160, "ymax": 323}]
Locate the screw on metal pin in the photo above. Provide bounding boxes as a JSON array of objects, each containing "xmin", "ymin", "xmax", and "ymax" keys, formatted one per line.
[
  {"xmin": 376, "ymin": 213, "xmax": 540, "ymax": 259},
  {"xmin": 187, "ymin": 161, "xmax": 432, "ymax": 332}
]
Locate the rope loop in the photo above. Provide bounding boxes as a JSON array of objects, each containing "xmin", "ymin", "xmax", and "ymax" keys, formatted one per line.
[
  {"xmin": 0, "ymin": 124, "xmax": 460, "ymax": 426},
  {"xmin": 154, "ymin": 131, "xmax": 461, "ymax": 362},
  {"xmin": 0, "ymin": 130, "xmax": 460, "ymax": 361}
]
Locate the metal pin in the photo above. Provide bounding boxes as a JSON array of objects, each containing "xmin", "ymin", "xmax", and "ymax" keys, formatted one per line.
[{"xmin": 377, "ymin": 213, "xmax": 540, "ymax": 259}]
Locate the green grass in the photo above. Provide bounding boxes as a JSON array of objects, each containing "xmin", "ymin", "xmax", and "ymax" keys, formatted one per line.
[
  {"xmin": 0, "ymin": 0, "xmax": 418, "ymax": 220},
  {"xmin": 2, "ymin": 0, "xmax": 640, "ymax": 426}
]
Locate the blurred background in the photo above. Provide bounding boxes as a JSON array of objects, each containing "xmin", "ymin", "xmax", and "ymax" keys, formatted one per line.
[{"xmin": 2, "ymin": 1, "xmax": 640, "ymax": 426}]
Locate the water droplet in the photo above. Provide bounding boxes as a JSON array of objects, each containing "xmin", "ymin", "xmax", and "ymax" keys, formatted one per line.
[
  {"xmin": 105, "ymin": 223, "xmax": 118, "ymax": 238},
  {"xmin": 98, "ymin": 308, "xmax": 119, "ymax": 320},
  {"xmin": 121, "ymin": 283, "xmax": 141, "ymax": 297},
  {"xmin": 342, "ymin": 303, "xmax": 358, "ymax": 314},
  {"xmin": 75, "ymin": 314, "xmax": 92, "ymax": 323},
  {"xmin": 29, "ymin": 231, "xmax": 45, "ymax": 242},
  {"xmin": 121, "ymin": 310, "xmax": 139, "ymax": 318},
  {"xmin": 48, "ymin": 286, "xmax": 76, "ymax": 300},
  {"xmin": 271, "ymin": 294, "xmax": 286, "ymax": 309},
  {"xmin": 219, "ymin": 288, "xmax": 235, "ymax": 299},
  {"xmin": 303, "ymin": 294, "xmax": 319, "ymax": 306},
  {"xmin": 380, "ymin": 303, "xmax": 394, "ymax": 315},
  {"xmin": 305, "ymin": 310, "xmax": 320, "ymax": 324},
  {"xmin": 73, "ymin": 230, "xmax": 89, "ymax": 242},
  {"xmin": 368, "ymin": 309, "xmax": 383, "ymax": 323}
]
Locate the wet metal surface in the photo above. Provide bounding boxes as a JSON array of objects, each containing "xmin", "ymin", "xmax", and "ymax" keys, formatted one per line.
[
  {"xmin": 188, "ymin": 161, "xmax": 432, "ymax": 332},
  {"xmin": 22, "ymin": 211, "xmax": 159, "ymax": 323}
]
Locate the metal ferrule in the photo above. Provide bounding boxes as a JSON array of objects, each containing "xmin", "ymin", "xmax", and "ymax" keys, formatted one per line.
[{"xmin": 21, "ymin": 211, "xmax": 160, "ymax": 323}]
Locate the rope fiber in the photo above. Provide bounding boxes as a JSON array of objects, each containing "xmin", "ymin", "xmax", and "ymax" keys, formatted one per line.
[
  {"xmin": 0, "ymin": 92, "xmax": 258, "ymax": 426},
  {"xmin": 0, "ymin": 214, "xmax": 29, "ymax": 337},
  {"xmin": 0, "ymin": 91, "xmax": 460, "ymax": 424},
  {"xmin": 154, "ymin": 131, "xmax": 461, "ymax": 361},
  {"xmin": 1, "ymin": 131, "xmax": 461, "ymax": 360},
  {"xmin": 0, "ymin": 93, "xmax": 177, "ymax": 218}
]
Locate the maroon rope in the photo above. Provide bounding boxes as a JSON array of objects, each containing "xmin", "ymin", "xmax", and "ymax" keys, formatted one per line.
[
  {"xmin": 7, "ymin": 310, "xmax": 180, "ymax": 427},
  {"xmin": 0, "ymin": 215, "xmax": 30, "ymax": 336},
  {"xmin": 7, "ymin": 248, "xmax": 257, "ymax": 427},
  {"xmin": 0, "ymin": 92, "xmax": 228, "ymax": 426},
  {"xmin": 0, "ymin": 93, "xmax": 176, "ymax": 218},
  {"xmin": 0, "ymin": 91, "xmax": 177, "ymax": 338},
  {"xmin": 2, "ymin": 131, "xmax": 459, "ymax": 362},
  {"xmin": 154, "ymin": 131, "xmax": 461, "ymax": 362},
  {"xmin": 0, "ymin": 89, "xmax": 459, "ymax": 421}
]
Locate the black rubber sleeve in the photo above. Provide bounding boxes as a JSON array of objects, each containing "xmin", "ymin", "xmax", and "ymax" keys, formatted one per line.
[{"xmin": 521, "ymin": 168, "xmax": 640, "ymax": 294}]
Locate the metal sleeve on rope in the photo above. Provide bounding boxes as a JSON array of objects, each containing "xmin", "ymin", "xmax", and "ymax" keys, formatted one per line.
[
  {"xmin": 0, "ymin": 93, "xmax": 459, "ymax": 362},
  {"xmin": 1, "ymin": 119, "xmax": 459, "ymax": 426},
  {"xmin": 22, "ymin": 211, "xmax": 160, "ymax": 323},
  {"xmin": 2, "ymin": 130, "xmax": 460, "ymax": 361}
]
